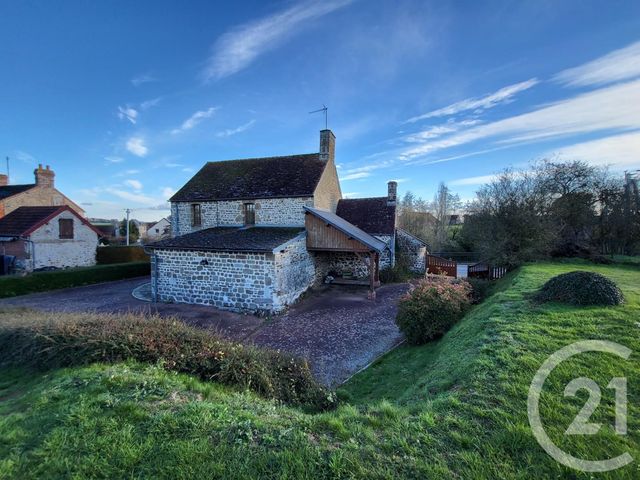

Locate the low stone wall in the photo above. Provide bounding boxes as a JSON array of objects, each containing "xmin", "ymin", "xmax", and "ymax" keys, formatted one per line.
[
  {"xmin": 396, "ymin": 229, "xmax": 427, "ymax": 273},
  {"xmin": 314, "ymin": 251, "xmax": 373, "ymax": 279}
]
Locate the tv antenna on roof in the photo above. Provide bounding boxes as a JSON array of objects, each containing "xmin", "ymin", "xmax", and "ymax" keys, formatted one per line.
[{"xmin": 309, "ymin": 105, "xmax": 328, "ymax": 129}]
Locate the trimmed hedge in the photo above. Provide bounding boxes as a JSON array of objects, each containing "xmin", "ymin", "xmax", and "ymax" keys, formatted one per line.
[
  {"xmin": 0, "ymin": 312, "xmax": 336, "ymax": 410},
  {"xmin": 535, "ymin": 270, "xmax": 624, "ymax": 306},
  {"xmin": 0, "ymin": 262, "xmax": 150, "ymax": 298},
  {"xmin": 97, "ymin": 246, "xmax": 150, "ymax": 264},
  {"xmin": 396, "ymin": 276, "xmax": 472, "ymax": 345}
]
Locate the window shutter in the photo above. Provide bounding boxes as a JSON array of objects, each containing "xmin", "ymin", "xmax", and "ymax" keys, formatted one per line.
[{"xmin": 59, "ymin": 218, "xmax": 74, "ymax": 239}]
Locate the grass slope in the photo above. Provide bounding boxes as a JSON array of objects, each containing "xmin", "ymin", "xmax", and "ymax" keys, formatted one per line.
[{"xmin": 1, "ymin": 260, "xmax": 639, "ymax": 478}]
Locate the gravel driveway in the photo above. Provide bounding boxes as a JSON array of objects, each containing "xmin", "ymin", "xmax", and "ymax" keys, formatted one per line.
[{"xmin": 0, "ymin": 278, "xmax": 407, "ymax": 386}]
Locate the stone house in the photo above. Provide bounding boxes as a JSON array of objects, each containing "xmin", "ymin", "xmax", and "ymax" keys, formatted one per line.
[
  {"xmin": 147, "ymin": 130, "xmax": 426, "ymax": 313},
  {"xmin": 0, "ymin": 165, "xmax": 84, "ymax": 218},
  {"xmin": 0, "ymin": 206, "xmax": 101, "ymax": 271}
]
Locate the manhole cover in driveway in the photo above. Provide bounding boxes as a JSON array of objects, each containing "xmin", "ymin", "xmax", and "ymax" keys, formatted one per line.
[{"xmin": 132, "ymin": 283, "xmax": 152, "ymax": 302}]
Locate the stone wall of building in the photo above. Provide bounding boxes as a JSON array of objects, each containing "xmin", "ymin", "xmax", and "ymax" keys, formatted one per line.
[
  {"xmin": 316, "ymin": 251, "xmax": 373, "ymax": 279},
  {"xmin": 396, "ymin": 228, "xmax": 427, "ymax": 273},
  {"xmin": 272, "ymin": 235, "xmax": 316, "ymax": 309},
  {"xmin": 0, "ymin": 186, "xmax": 85, "ymax": 219},
  {"xmin": 171, "ymin": 197, "xmax": 314, "ymax": 236},
  {"xmin": 374, "ymin": 235, "xmax": 393, "ymax": 269},
  {"xmin": 28, "ymin": 210, "xmax": 98, "ymax": 270},
  {"xmin": 152, "ymin": 249, "xmax": 276, "ymax": 312},
  {"xmin": 313, "ymin": 160, "xmax": 342, "ymax": 213}
]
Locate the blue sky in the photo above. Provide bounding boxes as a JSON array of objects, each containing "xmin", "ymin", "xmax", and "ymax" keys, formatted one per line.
[{"xmin": 1, "ymin": 0, "xmax": 639, "ymax": 221}]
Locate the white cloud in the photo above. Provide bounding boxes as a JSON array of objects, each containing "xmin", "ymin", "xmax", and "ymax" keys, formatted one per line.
[
  {"xmin": 401, "ymin": 78, "xmax": 640, "ymax": 160},
  {"xmin": 126, "ymin": 137, "xmax": 148, "ymax": 157},
  {"xmin": 140, "ymin": 97, "xmax": 162, "ymax": 110},
  {"xmin": 342, "ymin": 192, "xmax": 361, "ymax": 198},
  {"xmin": 216, "ymin": 119, "xmax": 256, "ymax": 137},
  {"xmin": 406, "ymin": 78, "xmax": 539, "ymax": 123},
  {"xmin": 182, "ymin": 167, "xmax": 194, "ymax": 173},
  {"xmin": 131, "ymin": 73, "xmax": 157, "ymax": 87},
  {"xmin": 104, "ymin": 156, "xmax": 124, "ymax": 164},
  {"xmin": 449, "ymin": 174, "xmax": 499, "ymax": 186},
  {"xmin": 106, "ymin": 187, "xmax": 159, "ymax": 206},
  {"xmin": 554, "ymin": 40, "xmax": 640, "ymax": 88},
  {"xmin": 552, "ymin": 131, "xmax": 640, "ymax": 169},
  {"xmin": 341, "ymin": 171, "xmax": 371, "ymax": 181},
  {"xmin": 124, "ymin": 179, "xmax": 143, "ymax": 190},
  {"xmin": 162, "ymin": 187, "xmax": 176, "ymax": 199},
  {"xmin": 202, "ymin": 0, "xmax": 353, "ymax": 81},
  {"xmin": 13, "ymin": 150, "xmax": 37, "ymax": 164},
  {"xmin": 114, "ymin": 169, "xmax": 141, "ymax": 177},
  {"xmin": 171, "ymin": 107, "xmax": 218, "ymax": 134},
  {"xmin": 117, "ymin": 105, "xmax": 138, "ymax": 124},
  {"xmin": 404, "ymin": 119, "xmax": 481, "ymax": 143}
]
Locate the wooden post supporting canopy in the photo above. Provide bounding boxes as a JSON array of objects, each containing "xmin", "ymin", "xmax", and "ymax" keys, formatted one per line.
[{"xmin": 368, "ymin": 252, "xmax": 376, "ymax": 300}]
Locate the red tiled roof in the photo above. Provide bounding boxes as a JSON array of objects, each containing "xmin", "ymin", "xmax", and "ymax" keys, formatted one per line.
[{"xmin": 0, "ymin": 206, "xmax": 102, "ymax": 237}]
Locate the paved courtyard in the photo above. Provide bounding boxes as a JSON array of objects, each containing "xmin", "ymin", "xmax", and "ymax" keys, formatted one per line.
[{"xmin": 0, "ymin": 277, "xmax": 407, "ymax": 386}]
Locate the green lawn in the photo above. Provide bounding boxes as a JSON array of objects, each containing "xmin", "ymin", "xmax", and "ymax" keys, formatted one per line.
[
  {"xmin": 1, "ymin": 260, "xmax": 639, "ymax": 478},
  {"xmin": 0, "ymin": 262, "xmax": 150, "ymax": 298}
]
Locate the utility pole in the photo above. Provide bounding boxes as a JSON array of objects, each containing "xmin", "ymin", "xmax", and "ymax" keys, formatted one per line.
[
  {"xmin": 5, "ymin": 156, "xmax": 9, "ymax": 183},
  {"xmin": 125, "ymin": 208, "xmax": 131, "ymax": 246}
]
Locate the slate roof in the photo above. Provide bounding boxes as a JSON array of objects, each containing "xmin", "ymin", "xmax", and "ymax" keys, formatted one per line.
[
  {"xmin": 170, "ymin": 154, "xmax": 327, "ymax": 202},
  {"xmin": 304, "ymin": 206, "xmax": 387, "ymax": 253},
  {"xmin": 0, "ymin": 206, "xmax": 102, "ymax": 237},
  {"xmin": 0, "ymin": 184, "xmax": 36, "ymax": 201},
  {"xmin": 147, "ymin": 227, "xmax": 304, "ymax": 252},
  {"xmin": 336, "ymin": 197, "xmax": 396, "ymax": 235}
]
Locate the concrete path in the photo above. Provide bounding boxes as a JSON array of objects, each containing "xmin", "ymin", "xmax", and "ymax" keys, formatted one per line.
[{"xmin": 0, "ymin": 278, "xmax": 407, "ymax": 386}]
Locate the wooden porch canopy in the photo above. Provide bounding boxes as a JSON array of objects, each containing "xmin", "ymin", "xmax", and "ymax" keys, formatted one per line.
[{"xmin": 304, "ymin": 206, "xmax": 387, "ymax": 293}]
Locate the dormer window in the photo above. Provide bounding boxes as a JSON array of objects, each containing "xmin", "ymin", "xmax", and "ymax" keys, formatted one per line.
[
  {"xmin": 191, "ymin": 204, "xmax": 202, "ymax": 227},
  {"xmin": 244, "ymin": 203, "xmax": 255, "ymax": 226}
]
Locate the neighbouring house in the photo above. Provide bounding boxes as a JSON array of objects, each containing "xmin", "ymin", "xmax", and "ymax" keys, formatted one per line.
[
  {"xmin": 145, "ymin": 218, "xmax": 171, "ymax": 240},
  {"xmin": 147, "ymin": 130, "xmax": 427, "ymax": 313},
  {"xmin": 0, "ymin": 165, "xmax": 84, "ymax": 219},
  {"xmin": 0, "ymin": 206, "xmax": 101, "ymax": 271},
  {"xmin": 89, "ymin": 218, "xmax": 119, "ymax": 242}
]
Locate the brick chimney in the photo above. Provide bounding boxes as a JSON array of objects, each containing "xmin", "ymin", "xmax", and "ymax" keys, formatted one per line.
[
  {"xmin": 319, "ymin": 129, "xmax": 335, "ymax": 163},
  {"xmin": 0, "ymin": 174, "xmax": 7, "ymax": 186},
  {"xmin": 34, "ymin": 164, "xmax": 55, "ymax": 188},
  {"xmin": 387, "ymin": 181, "xmax": 397, "ymax": 206}
]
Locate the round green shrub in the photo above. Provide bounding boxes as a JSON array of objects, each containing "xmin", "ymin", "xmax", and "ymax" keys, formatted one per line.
[
  {"xmin": 396, "ymin": 276, "xmax": 472, "ymax": 345},
  {"xmin": 535, "ymin": 270, "xmax": 624, "ymax": 306}
]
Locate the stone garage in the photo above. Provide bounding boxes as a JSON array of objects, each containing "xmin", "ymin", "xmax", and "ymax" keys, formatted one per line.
[{"xmin": 148, "ymin": 227, "xmax": 317, "ymax": 313}]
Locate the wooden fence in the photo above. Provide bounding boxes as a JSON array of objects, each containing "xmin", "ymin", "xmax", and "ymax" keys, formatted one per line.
[
  {"xmin": 426, "ymin": 255, "xmax": 457, "ymax": 277},
  {"xmin": 468, "ymin": 262, "xmax": 508, "ymax": 280}
]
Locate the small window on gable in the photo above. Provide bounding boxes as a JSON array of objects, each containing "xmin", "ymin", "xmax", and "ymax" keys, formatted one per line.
[
  {"xmin": 191, "ymin": 204, "xmax": 202, "ymax": 227},
  {"xmin": 244, "ymin": 203, "xmax": 255, "ymax": 225},
  {"xmin": 59, "ymin": 218, "xmax": 74, "ymax": 239}
]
